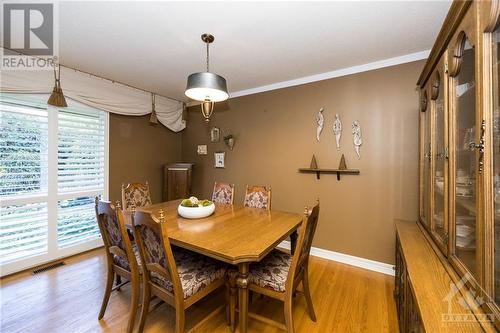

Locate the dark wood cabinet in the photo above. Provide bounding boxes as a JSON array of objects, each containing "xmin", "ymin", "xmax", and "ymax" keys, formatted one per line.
[
  {"xmin": 163, "ymin": 163, "xmax": 194, "ymax": 201},
  {"xmin": 395, "ymin": 235, "xmax": 424, "ymax": 333},
  {"xmin": 395, "ymin": 220, "xmax": 488, "ymax": 332}
]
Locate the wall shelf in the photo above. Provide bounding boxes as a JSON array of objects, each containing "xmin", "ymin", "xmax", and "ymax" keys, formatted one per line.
[{"xmin": 298, "ymin": 168, "xmax": 360, "ymax": 181}]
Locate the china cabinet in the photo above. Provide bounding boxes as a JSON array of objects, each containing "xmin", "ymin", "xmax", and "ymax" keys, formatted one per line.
[{"xmin": 406, "ymin": 0, "xmax": 500, "ymax": 331}]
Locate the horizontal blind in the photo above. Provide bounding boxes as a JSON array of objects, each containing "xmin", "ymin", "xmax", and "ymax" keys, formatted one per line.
[
  {"xmin": 58, "ymin": 110, "xmax": 105, "ymax": 193},
  {"xmin": 0, "ymin": 202, "xmax": 48, "ymax": 264},
  {"xmin": 0, "ymin": 95, "xmax": 107, "ymax": 274},
  {"xmin": 0, "ymin": 104, "xmax": 48, "ymax": 197},
  {"xmin": 57, "ymin": 196, "xmax": 101, "ymax": 248},
  {"xmin": 57, "ymin": 108, "xmax": 105, "ymax": 247}
]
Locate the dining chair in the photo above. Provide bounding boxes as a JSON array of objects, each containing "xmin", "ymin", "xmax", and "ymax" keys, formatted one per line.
[
  {"xmin": 243, "ymin": 185, "xmax": 272, "ymax": 210},
  {"xmin": 94, "ymin": 198, "xmax": 141, "ymax": 333},
  {"xmin": 212, "ymin": 182, "xmax": 235, "ymax": 204},
  {"xmin": 230, "ymin": 201, "xmax": 320, "ymax": 333},
  {"xmin": 132, "ymin": 209, "xmax": 229, "ymax": 333},
  {"xmin": 121, "ymin": 182, "xmax": 152, "ymax": 210}
]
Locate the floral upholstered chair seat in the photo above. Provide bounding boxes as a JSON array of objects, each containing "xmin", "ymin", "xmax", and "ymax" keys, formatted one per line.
[
  {"xmin": 248, "ymin": 249, "xmax": 292, "ymax": 292},
  {"xmin": 212, "ymin": 182, "xmax": 234, "ymax": 204},
  {"xmin": 122, "ymin": 182, "xmax": 152, "ymax": 210},
  {"xmin": 149, "ymin": 249, "xmax": 227, "ymax": 299},
  {"xmin": 113, "ymin": 244, "xmax": 142, "ymax": 271}
]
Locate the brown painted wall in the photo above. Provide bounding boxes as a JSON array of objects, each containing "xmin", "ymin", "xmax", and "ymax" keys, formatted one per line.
[
  {"xmin": 181, "ymin": 60, "xmax": 424, "ymax": 264},
  {"xmin": 109, "ymin": 114, "xmax": 182, "ymax": 203}
]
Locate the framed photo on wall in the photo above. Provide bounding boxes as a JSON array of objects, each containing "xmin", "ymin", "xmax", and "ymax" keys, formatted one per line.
[
  {"xmin": 210, "ymin": 127, "xmax": 220, "ymax": 142},
  {"xmin": 214, "ymin": 152, "xmax": 225, "ymax": 168},
  {"xmin": 197, "ymin": 144, "xmax": 207, "ymax": 155}
]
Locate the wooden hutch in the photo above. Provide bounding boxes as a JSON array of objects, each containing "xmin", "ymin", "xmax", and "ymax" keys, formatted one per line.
[{"xmin": 396, "ymin": 0, "xmax": 500, "ymax": 331}]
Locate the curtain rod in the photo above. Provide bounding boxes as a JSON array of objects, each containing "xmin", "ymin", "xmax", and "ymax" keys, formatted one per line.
[{"xmin": 0, "ymin": 46, "xmax": 186, "ymax": 104}]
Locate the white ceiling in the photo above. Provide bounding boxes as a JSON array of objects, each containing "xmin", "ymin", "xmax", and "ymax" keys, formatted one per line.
[{"xmin": 59, "ymin": 1, "xmax": 451, "ymax": 101}]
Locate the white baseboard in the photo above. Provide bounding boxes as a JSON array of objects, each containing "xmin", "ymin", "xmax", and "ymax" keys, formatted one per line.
[{"xmin": 278, "ymin": 241, "xmax": 395, "ymax": 276}]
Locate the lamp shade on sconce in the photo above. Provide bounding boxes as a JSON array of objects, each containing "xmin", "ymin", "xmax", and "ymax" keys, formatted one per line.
[{"xmin": 185, "ymin": 72, "xmax": 229, "ymax": 102}]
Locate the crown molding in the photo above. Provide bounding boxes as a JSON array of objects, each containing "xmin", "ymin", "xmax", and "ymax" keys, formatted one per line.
[{"xmin": 230, "ymin": 49, "xmax": 430, "ymax": 98}]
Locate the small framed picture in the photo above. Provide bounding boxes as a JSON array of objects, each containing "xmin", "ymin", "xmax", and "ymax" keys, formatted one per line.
[
  {"xmin": 214, "ymin": 152, "xmax": 225, "ymax": 168},
  {"xmin": 197, "ymin": 145, "xmax": 207, "ymax": 155},
  {"xmin": 210, "ymin": 127, "xmax": 220, "ymax": 142}
]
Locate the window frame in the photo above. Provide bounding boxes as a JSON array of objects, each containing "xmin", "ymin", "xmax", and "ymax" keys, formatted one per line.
[{"xmin": 0, "ymin": 94, "xmax": 108, "ymax": 276}]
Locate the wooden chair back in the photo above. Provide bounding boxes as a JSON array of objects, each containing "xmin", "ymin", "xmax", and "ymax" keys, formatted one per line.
[
  {"xmin": 121, "ymin": 182, "xmax": 152, "ymax": 210},
  {"xmin": 94, "ymin": 198, "xmax": 138, "ymax": 273},
  {"xmin": 243, "ymin": 185, "xmax": 272, "ymax": 210},
  {"xmin": 131, "ymin": 210, "xmax": 183, "ymax": 298},
  {"xmin": 212, "ymin": 182, "xmax": 235, "ymax": 204},
  {"xmin": 286, "ymin": 201, "xmax": 320, "ymax": 292}
]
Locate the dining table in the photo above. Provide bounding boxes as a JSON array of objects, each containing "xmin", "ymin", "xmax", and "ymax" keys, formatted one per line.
[{"xmin": 124, "ymin": 199, "xmax": 303, "ymax": 333}]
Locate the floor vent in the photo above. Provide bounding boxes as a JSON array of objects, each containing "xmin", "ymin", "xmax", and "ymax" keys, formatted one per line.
[{"xmin": 32, "ymin": 261, "xmax": 65, "ymax": 275}]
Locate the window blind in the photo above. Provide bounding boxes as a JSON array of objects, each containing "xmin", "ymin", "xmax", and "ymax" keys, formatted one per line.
[
  {"xmin": 0, "ymin": 104, "xmax": 48, "ymax": 197},
  {"xmin": 0, "ymin": 103, "xmax": 49, "ymax": 263},
  {"xmin": 0, "ymin": 95, "xmax": 107, "ymax": 272},
  {"xmin": 58, "ymin": 110, "xmax": 105, "ymax": 193}
]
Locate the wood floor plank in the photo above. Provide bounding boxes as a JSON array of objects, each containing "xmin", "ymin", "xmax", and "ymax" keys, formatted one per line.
[{"xmin": 0, "ymin": 248, "xmax": 398, "ymax": 332}]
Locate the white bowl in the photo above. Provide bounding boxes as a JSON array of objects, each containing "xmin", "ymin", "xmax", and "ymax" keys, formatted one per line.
[{"xmin": 178, "ymin": 203, "xmax": 215, "ymax": 219}]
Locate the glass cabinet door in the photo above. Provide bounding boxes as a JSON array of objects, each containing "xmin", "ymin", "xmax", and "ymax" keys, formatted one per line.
[
  {"xmin": 432, "ymin": 68, "xmax": 448, "ymax": 247},
  {"xmin": 451, "ymin": 33, "xmax": 479, "ymax": 277},
  {"xmin": 492, "ymin": 23, "xmax": 500, "ymax": 305},
  {"xmin": 420, "ymin": 90, "xmax": 431, "ymax": 228}
]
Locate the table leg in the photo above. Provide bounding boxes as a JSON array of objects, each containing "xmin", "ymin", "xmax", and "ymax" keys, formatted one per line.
[
  {"xmin": 237, "ymin": 263, "xmax": 249, "ymax": 333},
  {"xmin": 290, "ymin": 230, "xmax": 298, "ymax": 255}
]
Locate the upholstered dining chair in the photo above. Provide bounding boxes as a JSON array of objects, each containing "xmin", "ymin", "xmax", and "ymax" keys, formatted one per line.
[
  {"xmin": 94, "ymin": 198, "xmax": 141, "ymax": 333},
  {"xmin": 229, "ymin": 202, "xmax": 320, "ymax": 333},
  {"xmin": 243, "ymin": 185, "xmax": 272, "ymax": 210},
  {"xmin": 132, "ymin": 210, "xmax": 229, "ymax": 333},
  {"xmin": 121, "ymin": 182, "xmax": 152, "ymax": 211},
  {"xmin": 212, "ymin": 182, "xmax": 235, "ymax": 204}
]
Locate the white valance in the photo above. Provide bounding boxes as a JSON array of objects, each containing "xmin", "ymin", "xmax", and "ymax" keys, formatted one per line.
[{"xmin": 0, "ymin": 68, "xmax": 186, "ymax": 132}]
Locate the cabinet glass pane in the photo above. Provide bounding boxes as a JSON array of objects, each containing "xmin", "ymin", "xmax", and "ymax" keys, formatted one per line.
[
  {"xmin": 434, "ymin": 77, "xmax": 446, "ymax": 238},
  {"xmin": 492, "ymin": 27, "xmax": 500, "ymax": 303},
  {"xmin": 454, "ymin": 38, "xmax": 477, "ymax": 276},
  {"xmin": 422, "ymin": 105, "xmax": 431, "ymax": 227}
]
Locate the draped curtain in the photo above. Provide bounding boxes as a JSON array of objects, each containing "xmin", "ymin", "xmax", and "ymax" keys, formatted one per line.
[{"xmin": 0, "ymin": 67, "xmax": 186, "ymax": 132}]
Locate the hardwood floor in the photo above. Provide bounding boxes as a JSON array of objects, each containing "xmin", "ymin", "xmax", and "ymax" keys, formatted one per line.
[{"xmin": 0, "ymin": 248, "xmax": 398, "ymax": 332}]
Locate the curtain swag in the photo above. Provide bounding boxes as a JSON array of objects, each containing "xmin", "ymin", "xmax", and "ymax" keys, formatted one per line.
[{"xmin": 1, "ymin": 67, "xmax": 186, "ymax": 132}]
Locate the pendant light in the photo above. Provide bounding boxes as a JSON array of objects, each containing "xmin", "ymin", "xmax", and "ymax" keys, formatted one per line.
[
  {"xmin": 47, "ymin": 63, "xmax": 68, "ymax": 107},
  {"xmin": 185, "ymin": 33, "xmax": 229, "ymax": 122}
]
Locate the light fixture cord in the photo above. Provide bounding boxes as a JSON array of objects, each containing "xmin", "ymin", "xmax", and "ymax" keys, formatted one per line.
[{"xmin": 206, "ymin": 41, "xmax": 209, "ymax": 72}]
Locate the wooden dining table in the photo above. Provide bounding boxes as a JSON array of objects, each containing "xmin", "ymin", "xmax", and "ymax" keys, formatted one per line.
[{"xmin": 124, "ymin": 199, "xmax": 303, "ymax": 333}]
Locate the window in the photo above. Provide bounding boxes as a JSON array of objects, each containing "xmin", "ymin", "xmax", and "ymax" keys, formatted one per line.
[{"xmin": 0, "ymin": 94, "xmax": 108, "ymax": 276}]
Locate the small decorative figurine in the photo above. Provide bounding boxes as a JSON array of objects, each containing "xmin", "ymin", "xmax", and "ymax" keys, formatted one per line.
[
  {"xmin": 316, "ymin": 108, "xmax": 324, "ymax": 142},
  {"xmin": 310, "ymin": 155, "xmax": 318, "ymax": 169},
  {"xmin": 338, "ymin": 154, "xmax": 347, "ymax": 170},
  {"xmin": 352, "ymin": 120, "xmax": 362, "ymax": 159},
  {"xmin": 333, "ymin": 113, "xmax": 342, "ymax": 150}
]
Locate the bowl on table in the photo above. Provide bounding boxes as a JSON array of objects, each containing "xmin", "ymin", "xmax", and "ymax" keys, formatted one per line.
[{"xmin": 177, "ymin": 197, "xmax": 215, "ymax": 219}]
